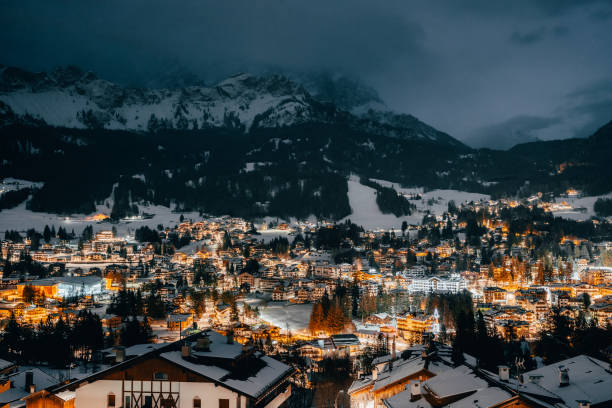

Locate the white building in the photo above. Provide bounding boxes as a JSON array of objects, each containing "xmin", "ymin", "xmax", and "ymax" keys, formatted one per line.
[
  {"xmin": 36, "ymin": 331, "xmax": 293, "ymax": 408},
  {"xmin": 56, "ymin": 276, "xmax": 104, "ymax": 298},
  {"xmin": 408, "ymin": 275, "xmax": 466, "ymax": 293}
]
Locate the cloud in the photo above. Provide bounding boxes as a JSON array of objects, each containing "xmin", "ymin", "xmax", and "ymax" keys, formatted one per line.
[
  {"xmin": 0, "ymin": 0, "xmax": 611, "ymax": 144},
  {"xmin": 0, "ymin": 0, "xmax": 427, "ymax": 86},
  {"xmin": 564, "ymin": 78, "xmax": 612, "ymax": 138},
  {"xmin": 466, "ymin": 115, "xmax": 561, "ymax": 150},
  {"xmin": 510, "ymin": 28, "xmax": 548, "ymax": 45},
  {"xmin": 466, "ymin": 77, "xmax": 612, "ymax": 149},
  {"xmin": 552, "ymin": 25, "xmax": 570, "ymax": 36}
]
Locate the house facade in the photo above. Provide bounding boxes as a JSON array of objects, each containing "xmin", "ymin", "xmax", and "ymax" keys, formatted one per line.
[{"xmin": 27, "ymin": 331, "xmax": 293, "ymax": 408}]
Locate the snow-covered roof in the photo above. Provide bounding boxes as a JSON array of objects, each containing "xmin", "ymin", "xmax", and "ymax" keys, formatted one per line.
[
  {"xmin": 0, "ymin": 368, "xmax": 59, "ymax": 405},
  {"xmin": 0, "ymin": 358, "xmax": 15, "ymax": 371},
  {"xmin": 189, "ymin": 331, "xmax": 243, "ymax": 360},
  {"xmin": 449, "ymin": 387, "xmax": 510, "ymax": 408},
  {"xmin": 384, "ymin": 365, "xmax": 511, "ymax": 408},
  {"xmin": 384, "ymin": 390, "xmax": 434, "ymax": 408},
  {"xmin": 54, "ymin": 390, "xmax": 76, "ymax": 401},
  {"xmin": 423, "ymin": 365, "xmax": 484, "ymax": 398},
  {"xmin": 101, "ymin": 342, "xmax": 169, "ymax": 358},
  {"xmin": 160, "ymin": 351, "xmax": 291, "ymax": 399},
  {"xmin": 373, "ymin": 356, "xmax": 451, "ymax": 392},
  {"xmin": 522, "ymin": 355, "xmax": 612, "ymax": 407}
]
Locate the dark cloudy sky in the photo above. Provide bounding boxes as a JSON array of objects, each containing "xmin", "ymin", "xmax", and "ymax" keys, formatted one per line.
[{"xmin": 1, "ymin": 0, "xmax": 612, "ymax": 148}]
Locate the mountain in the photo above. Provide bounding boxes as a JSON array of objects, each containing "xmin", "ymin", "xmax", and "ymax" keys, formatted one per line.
[
  {"xmin": 0, "ymin": 65, "xmax": 327, "ymax": 132},
  {"xmin": 293, "ymin": 72, "xmax": 386, "ymax": 112},
  {"xmin": 294, "ymin": 72, "xmax": 464, "ymax": 147},
  {"xmin": 507, "ymin": 120, "xmax": 612, "ymax": 194},
  {"xmin": 0, "ymin": 65, "xmax": 467, "ymax": 149},
  {"xmin": 0, "ymin": 64, "xmax": 611, "ymax": 221},
  {"xmin": 464, "ymin": 115, "xmax": 557, "ymax": 150}
]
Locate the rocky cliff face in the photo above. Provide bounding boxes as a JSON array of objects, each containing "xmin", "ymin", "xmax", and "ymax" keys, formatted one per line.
[{"xmin": 0, "ymin": 65, "xmax": 466, "ymax": 149}]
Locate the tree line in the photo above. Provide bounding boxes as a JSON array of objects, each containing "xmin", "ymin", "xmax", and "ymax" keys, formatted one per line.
[
  {"xmin": 0, "ymin": 311, "xmax": 104, "ymax": 367},
  {"xmin": 308, "ymin": 291, "xmax": 346, "ymax": 335}
]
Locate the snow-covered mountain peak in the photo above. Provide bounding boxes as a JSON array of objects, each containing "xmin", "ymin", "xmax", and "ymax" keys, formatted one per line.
[
  {"xmin": 0, "ymin": 64, "xmax": 467, "ymax": 149},
  {"xmin": 0, "ymin": 65, "xmax": 319, "ymax": 131}
]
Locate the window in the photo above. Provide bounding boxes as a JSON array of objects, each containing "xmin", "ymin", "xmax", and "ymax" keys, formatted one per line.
[
  {"xmin": 161, "ymin": 398, "xmax": 174, "ymax": 408},
  {"xmin": 124, "ymin": 396, "xmax": 131, "ymax": 408},
  {"xmin": 154, "ymin": 372, "xmax": 169, "ymax": 380},
  {"xmin": 193, "ymin": 398, "xmax": 202, "ymax": 408},
  {"xmin": 219, "ymin": 399, "xmax": 229, "ymax": 408},
  {"xmin": 107, "ymin": 393, "xmax": 115, "ymax": 407}
]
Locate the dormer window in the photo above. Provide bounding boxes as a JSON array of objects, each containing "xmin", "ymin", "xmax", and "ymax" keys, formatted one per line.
[{"xmin": 154, "ymin": 372, "xmax": 168, "ymax": 380}]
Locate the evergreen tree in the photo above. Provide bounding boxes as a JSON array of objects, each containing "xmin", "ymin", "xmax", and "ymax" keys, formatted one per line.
[
  {"xmin": 328, "ymin": 303, "xmax": 345, "ymax": 334},
  {"xmin": 309, "ymin": 303, "xmax": 324, "ymax": 335}
]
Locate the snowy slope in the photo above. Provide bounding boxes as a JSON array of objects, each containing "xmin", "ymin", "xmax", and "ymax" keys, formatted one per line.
[
  {"xmin": 0, "ymin": 66, "xmax": 321, "ymax": 132},
  {"xmin": 0, "ymin": 65, "xmax": 468, "ymax": 149},
  {"xmin": 0, "ymin": 201, "xmax": 200, "ymax": 237},
  {"xmin": 258, "ymin": 302, "xmax": 313, "ymax": 333},
  {"xmin": 341, "ymin": 175, "xmax": 490, "ymax": 230},
  {"xmin": 552, "ymin": 193, "xmax": 612, "ymax": 221}
]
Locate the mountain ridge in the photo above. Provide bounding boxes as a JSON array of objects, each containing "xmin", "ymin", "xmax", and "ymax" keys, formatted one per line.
[
  {"xmin": 1, "ymin": 64, "xmax": 611, "ymax": 221},
  {"xmin": 0, "ymin": 64, "xmax": 468, "ymax": 150}
]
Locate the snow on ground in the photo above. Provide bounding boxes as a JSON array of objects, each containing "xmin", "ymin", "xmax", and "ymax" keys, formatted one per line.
[
  {"xmin": 0, "ymin": 178, "xmax": 44, "ymax": 194},
  {"xmin": 371, "ymin": 178, "xmax": 489, "ymax": 215},
  {"xmin": 258, "ymin": 302, "xmax": 313, "ymax": 333},
  {"xmin": 0, "ymin": 201, "xmax": 200, "ymax": 236},
  {"xmin": 341, "ymin": 176, "xmax": 419, "ymax": 230},
  {"xmin": 341, "ymin": 175, "xmax": 490, "ymax": 230},
  {"xmin": 176, "ymin": 239, "xmax": 211, "ymax": 255},
  {"xmin": 552, "ymin": 193, "xmax": 612, "ymax": 221},
  {"xmin": 256, "ymin": 229, "xmax": 293, "ymax": 244},
  {"xmin": 0, "ymin": 91, "xmax": 90, "ymax": 128}
]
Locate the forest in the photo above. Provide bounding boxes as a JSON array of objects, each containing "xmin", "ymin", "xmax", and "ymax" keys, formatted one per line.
[{"xmin": 3, "ymin": 120, "xmax": 611, "ymax": 221}]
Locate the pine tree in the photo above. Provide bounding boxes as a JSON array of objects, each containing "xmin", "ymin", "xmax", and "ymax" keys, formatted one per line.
[
  {"xmin": 43, "ymin": 225, "xmax": 51, "ymax": 243},
  {"xmin": 328, "ymin": 303, "xmax": 345, "ymax": 334},
  {"xmin": 309, "ymin": 303, "xmax": 324, "ymax": 335},
  {"xmin": 321, "ymin": 291, "xmax": 331, "ymax": 317}
]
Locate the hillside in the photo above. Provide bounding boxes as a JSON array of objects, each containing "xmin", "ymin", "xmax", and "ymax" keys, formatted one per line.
[
  {"xmin": 0, "ymin": 65, "xmax": 467, "ymax": 149},
  {"xmin": 0, "ymin": 65, "xmax": 611, "ymax": 221}
]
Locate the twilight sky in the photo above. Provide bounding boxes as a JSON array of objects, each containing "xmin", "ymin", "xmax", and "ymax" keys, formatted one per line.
[{"xmin": 1, "ymin": 0, "xmax": 612, "ymax": 148}]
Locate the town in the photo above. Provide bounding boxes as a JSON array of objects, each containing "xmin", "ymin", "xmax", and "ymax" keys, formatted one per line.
[{"xmin": 0, "ymin": 192, "xmax": 610, "ymax": 408}]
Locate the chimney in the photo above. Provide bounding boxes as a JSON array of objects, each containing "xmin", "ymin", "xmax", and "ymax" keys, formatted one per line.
[
  {"xmin": 421, "ymin": 350, "xmax": 427, "ymax": 360},
  {"xmin": 372, "ymin": 367, "xmax": 378, "ymax": 381},
  {"xmin": 392, "ymin": 336, "xmax": 396, "ymax": 360},
  {"xmin": 195, "ymin": 334, "xmax": 210, "ymax": 352},
  {"xmin": 181, "ymin": 344, "xmax": 191, "ymax": 358},
  {"xmin": 227, "ymin": 331, "xmax": 234, "ymax": 345},
  {"xmin": 577, "ymin": 401, "xmax": 590, "ymax": 408},
  {"xmin": 410, "ymin": 382, "xmax": 421, "ymax": 401},
  {"xmin": 114, "ymin": 346, "xmax": 126, "ymax": 363},
  {"xmin": 25, "ymin": 372, "xmax": 33, "ymax": 392},
  {"xmin": 498, "ymin": 365, "xmax": 510, "ymax": 382},
  {"xmin": 558, "ymin": 366, "xmax": 569, "ymax": 387},
  {"xmin": 528, "ymin": 374, "xmax": 543, "ymax": 385}
]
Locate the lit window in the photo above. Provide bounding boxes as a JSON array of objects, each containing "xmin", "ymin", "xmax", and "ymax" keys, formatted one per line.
[
  {"xmin": 193, "ymin": 397, "xmax": 202, "ymax": 408},
  {"xmin": 107, "ymin": 393, "xmax": 115, "ymax": 407}
]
